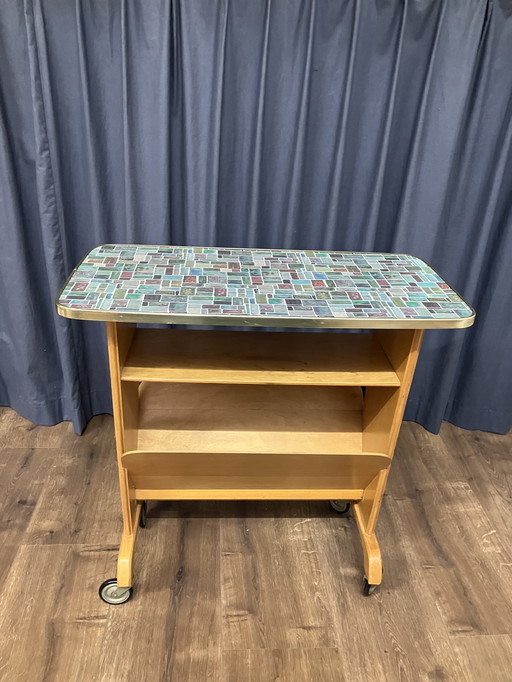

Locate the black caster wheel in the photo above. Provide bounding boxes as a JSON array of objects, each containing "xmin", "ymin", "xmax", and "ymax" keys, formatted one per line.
[
  {"xmin": 99, "ymin": 578, "xmax": 133, "ymax": 605},
  {"xmin": 139, "ymin": 501, "xmax": 147, "ymax": 528},
  {"xmin": 363, "ymin": 577, "xmax": 378, "ymax": 596},
  {"xmin": 329, "ymin": 500, "xmax": 350, "ymax": 514}
]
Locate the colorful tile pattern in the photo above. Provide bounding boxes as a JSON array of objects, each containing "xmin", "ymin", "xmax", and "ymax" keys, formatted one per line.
[{"xmin": 57, "ymin": 244, "xmax": 474, "ymax": 325}]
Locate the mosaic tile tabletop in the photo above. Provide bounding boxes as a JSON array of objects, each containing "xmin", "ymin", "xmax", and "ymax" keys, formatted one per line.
[{"xmin": 56, "ymin": 245, "xmax": 475, "ymax": 328}]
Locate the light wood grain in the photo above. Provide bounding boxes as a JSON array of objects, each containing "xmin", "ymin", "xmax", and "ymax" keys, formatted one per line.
[
  {"xmin": 312, "ymin": 504, "xmax": 475, "ymax": 682},
  {"xmin": 352, "ymin": 499, "xmax": 383, "ymax": 585},
  {"xmin": 0, "ymin": 406, "xmax": 511, "ymax": 682},
  {"xmin": 0, "ymin": 407, "xmax": 76, "ymax": 449},
  {"xmin": 361, "ymin": 386, "xmax": 399, "ymax": 454},
  {"xmin": 122, "ymin": 452, "xmax": 387, "ymax": 501},
  {"xmin": 121, "ymin": 382, "xmax": 139, "ymax": 454},
  {"xmin": 0, "ymin": 448, "xmax": 45, "ymax": 545},
  {"xmin": 134, "ymin": 485, "xmax": 365, "ymax": 500},
  {"xmin": 130, "ymin": 473, "xmax": 368, "ymax": 496},
  {"xmin": 353, "ymin": 329, "xmax": 424, "ymax": 584},
  {"xmin": 0, "ymin": 543, "xmax": 113, "ymax": 681},
  {"xmin": 0, "ymin": 434, "xmax": 120, "ymax": 547},
  {"xmin": 99, "ymin": 512, "xmax": 222, "ymax": 682},
  {"xmin": 117, "ymin": 501, "xmax": 143, "ymax": 587},
  {"xmin": 123, "ymin": 451, "xmax": 388, "ymax": 490},
  {"xmin": 222, "ymin": 648, "xmax": 345, "ymax": 682},
  {"xmin": 362, "ymin": 329, "xmax": 424, "ymax": 455},
  {"xmin": 106, "ymin": 322, "xmax": 136, "ymax": 537},
  {"xmin": 135, "ymin": 382, "xmax": 366, "ymax": 455},
  {"xmin": 121, "ymin": 328, "xmax": 401, "ymax": 386},
  {"xmin": 454, "ymin": 635, "xmax": 512, "ymax": 682},
  {"xmin": 373, "ymin": 329, "xmax": 424, "ymax": 452},
  {"xmin": 390, "ymin": 424, "xmax": 512, "ymax": 637},
  {"xmin": 122, "ymin": 451, "xmax": 390, "ymax": 475},
  {"xmin": 221, "ymin": 510, "xmax": 339, "ymax": 650}
]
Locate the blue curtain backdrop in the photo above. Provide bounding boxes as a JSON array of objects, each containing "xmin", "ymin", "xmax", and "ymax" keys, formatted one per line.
[{"xmin": 0, "ymin": 0, "xmax": 511, "ymax": 434}]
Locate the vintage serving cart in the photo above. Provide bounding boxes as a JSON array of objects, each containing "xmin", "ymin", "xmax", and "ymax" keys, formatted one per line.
[{"xmin": 57, "ymin": 244, "xmax": 474, "ymax": 603}]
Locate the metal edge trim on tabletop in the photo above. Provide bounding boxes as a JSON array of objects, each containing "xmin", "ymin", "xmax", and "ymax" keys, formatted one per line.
[{"xmin": 55, "ymin": 302, "xmax": 475, "ymax": 329}]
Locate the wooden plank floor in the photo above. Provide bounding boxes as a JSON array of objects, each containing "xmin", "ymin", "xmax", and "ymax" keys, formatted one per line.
[{"xmin": 0, "ymin": 406, "xmax": 511, "ymax": 681}]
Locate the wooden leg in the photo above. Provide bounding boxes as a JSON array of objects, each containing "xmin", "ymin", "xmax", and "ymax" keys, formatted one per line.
[
  {"xmin": 352, "ymin": 469, "xmax": 389, "ymax": 586},
  {"xmin": 355, "ymin": 330, "xmax": 424, "ymax": 588},
  {"xmin": 105, "ymin": 322, "xmax": 140, "ymax": 590},
  {"xmin": 352, "ymin": 510, "xmax": 382, "ymax": 586},
  {"xmin": 116, "ymin": 501, "xmax": 143, "ymax": 588}
]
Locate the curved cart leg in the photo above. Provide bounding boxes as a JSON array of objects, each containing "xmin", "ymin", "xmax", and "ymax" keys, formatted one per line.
[
  {"xmin": 117, "ymin": 500, "xmax": 143, "ymax": 588},
  {"xmin": 99, "ymin": 500, "xmax": 143, "ymax": 604},
  {"xmin": 354, "ymin": 330, "xmax": 424, "ymax": 595},
  {"xmin": 352, "ymin": 470, "xmax": 388, "ymax": 594},
  {"xmin": 101, "ymin": 323, "xmax": 143, "ymax": 604},
  {"xmin": 352, "ymin": 503, "xmax": 382, "ymax": 590}
]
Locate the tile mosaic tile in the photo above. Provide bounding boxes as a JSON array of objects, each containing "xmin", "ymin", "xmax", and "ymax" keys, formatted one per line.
[{"xmin": 57, "ymin": 244, "xmax": 474, "ymax": 326}]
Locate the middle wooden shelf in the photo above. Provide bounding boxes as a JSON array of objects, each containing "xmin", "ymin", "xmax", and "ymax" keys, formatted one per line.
[
  {"xmin": 119, "ymin": 381, "xmax": 393, "ymax": 499},
  {"xmin": 120, "ymin": 328, "xmax": 400, "ymax": 386}
]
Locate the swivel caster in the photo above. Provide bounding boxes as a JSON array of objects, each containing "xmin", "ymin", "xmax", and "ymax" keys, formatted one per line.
[
  {"xmin": 329, "ymin": 500, "xmax": 350, "ymax": 514},
  {"xmin": 139, "ymin": 501, "xmax": 147, "ymax": 528},
  {"xmin": 99, "ymin": 578, "xmax": 133, "ymax": 605},
  {"xmin": 363, "ymin": 577, "xmax": 378, "ymax": 596}
]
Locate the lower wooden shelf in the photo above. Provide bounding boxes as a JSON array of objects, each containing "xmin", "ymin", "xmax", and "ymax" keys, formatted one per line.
[
  {"xmin": 131, "ymin": 480, "xmax": 367, "ymax": 501},
  {"xmin": 132, "ymin": 381, "xmax": 366, "ymax": 455},
  {"xmin": 120, "ymin": 382, "xmax": 391, "ymax": 499},
  {"xmin": 125, "ymin": 466, "xmax": 385, "ymax": 500}
]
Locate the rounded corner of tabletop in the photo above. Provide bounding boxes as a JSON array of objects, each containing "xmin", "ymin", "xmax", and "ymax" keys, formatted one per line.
[{"xmin": 55, "ymin": 244, "xmax": 475, "ymax": 330}]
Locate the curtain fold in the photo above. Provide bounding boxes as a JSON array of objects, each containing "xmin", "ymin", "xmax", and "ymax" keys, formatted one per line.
[{"xmin": 0, "ymin": 0, "xmax": 511, "ymax": 434}]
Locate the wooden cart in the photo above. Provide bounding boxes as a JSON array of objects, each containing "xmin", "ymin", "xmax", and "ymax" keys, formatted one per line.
[{"xmin": 57, "ymin": 245, "xmax": 474, "ymax": 602}]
